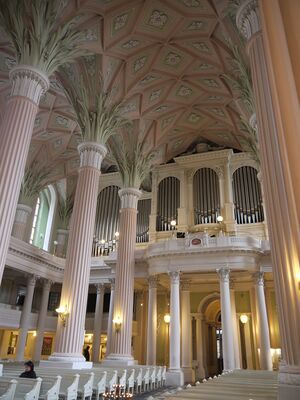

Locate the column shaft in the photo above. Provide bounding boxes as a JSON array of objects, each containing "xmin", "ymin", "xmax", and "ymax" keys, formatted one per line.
[
  {"xmin": 12, "ymin": 204, "xmax": 32, "ymax": 241},
  {"xmin": 92, "ymin": 284, "xmax": 105, "ymax": 362},
  {"xmin": 254, "ymin": 273, "xmax": 272, "ymax": 370},
  {"xmin": 106, "ymin": 280, "xmax": 115, "ymax": 356},
  {"xmin": 0, "ymin": 66, "xmax": 49, "ymax": 283},
  {"xmin": 146, "ymin": 276, "xmax": 158, "ymax": 365},
  {"xmin": 196, "ymin": 315, "xmax": 206, "ymax": 379},
  {"xmin": 181, "ymin": 282, "xmax": 194, "ymax": 382},
  {"xmin": 50, "ymin": 143, "xmax": 105, "ymax": 362},
  {"xmin": 218, "ymin": 268, "xmax": 235, "ymax": 371},
  {"xmin": 108, "ymin": 188, "xmax": 141, "ymax": 361},
  {"xmin": 169, "ymin": 272, "xmax": 181, "ymax": 371},
  {"xmin": 230, "ymin": 287, "xmax": 241, "ymax": 369},
  {"xmin": 34, "ymin": 280, "xmax": 52, "ymax": 361},
  {"xmin": 236, "ymin": 2, "xmax": 300, "ymax": 387},
  {"xmin": 16, "ymin": 275, "xmax": 37, "ymax": 361}
]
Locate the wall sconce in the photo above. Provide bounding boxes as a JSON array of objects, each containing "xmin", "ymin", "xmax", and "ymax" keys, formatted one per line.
[
  {"xmin": 32, "ymin": 331, "xmax": 37, "ymax": 337},
  {"xmin": 113, "ymin": 315, "xmax": 122, "ymax": 332},
  {"xmin": 55, "ymin": 304, "xmax": 69, "ymax": 327},
  {"xmin": 115, "ymin": 232, "xmax": 120, "ymax": 239},
  {"xmin": 164, "ymin": 313, "xmax": 171, "ymax": 324},
  {"xmin": 217, "ymin": 215, "xmax": 224, "ymax": 223},
  {"xmin": 170, "ymin": 220, "xmax": 176, "ymax": 229},
  {"xmin": 217, "ymin": 215, "xmax": 224, "ymax": 236},
  {"xmin": 240, "ymin": 314, "xmax": 249, "ymax": 324}
]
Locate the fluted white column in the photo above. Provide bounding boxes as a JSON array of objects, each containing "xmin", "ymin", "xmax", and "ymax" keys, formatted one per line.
[
  {"xmin": 217, "ymin": 268, "xmax": 235, "ymax": 371},
  {"xmin": 50, "ymin": 142, "xmax": 106, "ymax": 363},
  {"xmin": 34, "ymin": 279, "xmax": 52, "ymax": 361},
  {"xmin": 146, "ymin": 275, "xmax": 158, "ymax": 365},
  {"xmin": 196, "ymin": 314, "xmax": 206, "ymax": 379},
  {"xmin": 236, "ymin": 1, "xmax": 300, "ymax": 391},
  {"xmin": 55, "ymin": 229, "xmax": 69, "ymax": 257},
  {"xmin": 0, "ymin": 66, "xmax": 49, "ymax": 283},
  {"xmin": 254, "ymin": 272, "xmax": 272, "ymax": 370},
  {"xmin": 16, "ymin": 274, "xmax": 37, "ymax": 361},
  {"xmin": 92, "ymin": 283, "xmax": 105, "ymax": 362},
  {"xmin": 169, "ymin": 271, "xmax": 181, "ymax": 371},
  {"xmin": 12, "ymin": 204, "xmax": 32, "ymax": 241},
  {"xmin": 107, "ymin": 188, "xmax": 141, "ymax": 363},
  {"xmin": 106, "ymin": 279, "xmax": 115, "ymax": 356},
  {"xmin": 230, "ymin": 283, "xmax": 241, "ymax": 369},
  {"xmin": 181, "ymin": 281, "xmax": 193, "ymax": 381}
]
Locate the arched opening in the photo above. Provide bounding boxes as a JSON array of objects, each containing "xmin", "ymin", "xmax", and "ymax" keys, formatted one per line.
[
  {"xmin": 233, "ymin": 166, "xmax": 264, "ymax": 224},
  {"xmin": 193, "ymin": 168, "xmax": 220, "ymax": 224},
  {"xmin": 156, "ymin": 177, "xmax": 180, "ymax": 231}
]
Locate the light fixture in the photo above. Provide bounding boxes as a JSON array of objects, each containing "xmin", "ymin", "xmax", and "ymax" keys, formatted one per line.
[
  {"xmin": 217, "ymin": 215, "xmax": 224, "ymax": 223},
  {"xmin": 170, "ymin": 220, "xmax": 176, "ymax": 227},
  {"xmin": 240, "ymin": 314, "xmax": 249, "ymax": 324},
  {"xmin": 164, "ymin": 313, "xmax": 171, "ymax": 324},
  {"xmin": 113, "ymin": 315, "xmax": 122, "ymax": 332},
  {"xmin": 295, "ymin": 270, "xmax": 300, "ymax": 289},
  {"xmin": 140, "ymin": 303, "xmax": 143, "ymax": 307},
  {"xmin": 115, "ymin": 232, "xmax": 119, "ymax": 238},
  {"xmin": 100, "ymin": 239, "xmax": 105, "ymax": 245},
  {"xmin": 32, "ymin": 331, "xmax": 37, "ymax": 337},
  {"xmin": 55, "ymin": 304, "xmax": 69, "ymax": 327}
]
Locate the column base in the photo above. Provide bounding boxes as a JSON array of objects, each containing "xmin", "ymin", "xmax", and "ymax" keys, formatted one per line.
[
  {"xmin": 40, "ymin": 360, "xmax": 93, "ymax": 370},
  {"xmin": 166, "ymin": 369, "xmax": 184, "ymax": 386},
  {"xmin": 102, "ymin": 354, "xmax": 137, "ymax": 366},
  {"xmin": 182, "ymin": 367, "xmax": 195, "ymax": 383}
]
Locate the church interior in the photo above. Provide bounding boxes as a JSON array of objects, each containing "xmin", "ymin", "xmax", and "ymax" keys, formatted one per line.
[{"xmin": 0, "ymin": 0, "xmax": 299, "ymax": 399}]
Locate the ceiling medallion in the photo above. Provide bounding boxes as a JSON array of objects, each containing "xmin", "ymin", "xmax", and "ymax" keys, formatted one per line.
[
  {"xmin": 199, "ymin": 63, "xmax": 213, "ymax": 70},
  {"xmin": 192, "ymin": 42, "xmax": 210, "ymax": 52},
  {"xmin": 83, "ymin": 28, "xmax": 97, "ymax": 41},
  {"xmin": 149, "ymin": 89, "xmax": 162, "ymax": 102},
  {"xmin": 34, "ymin": 117, "xmax": 41, "ymax": 129},
  {"xmin": 187, "ymin": 21, "xmax": 204, "ymax": 30},
  {"xmin": 164, "ymin": 52, "xmax": 182, "ymax": 67},
  {"xmin": 188, "ymin": 113, "xmax": 201, "ymax": 123},
  {"xmin": 122, "ymin": 39, "xmax": 139, "ymax": 49},
  {"xmin": 162, "ymin": 116, "xmax": 175, "ymax": 129},
  {"xmin": 155, "ymin": 105, "xmax": 168, "ymax": 113},
  {"xmin": 210, "ymin": 108, "xmax": 225, "ymax": 117},
  {"xmin": 147, "ymin": 10, "xmax": 168, "ymax": 29},
  {"xmin": 177, "ymin": 85, "xmax": 193, "ymax": 97},
  {"xmin": 56, "ymin": 115, "xmax": 69, "ymax": 127},
  {"xmin": 133, "ymin": 56, "xmax": 147, "ymax": 72},
  {"xmin": 113, "ymin": 13, "xmax": 129, "ymax": 33},
  {"xmin": 203, "ymin": 78, "xmax": 219, "ymax": 88}
]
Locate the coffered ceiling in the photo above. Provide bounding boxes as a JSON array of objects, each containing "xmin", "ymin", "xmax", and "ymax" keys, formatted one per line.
[{"xmin": 0, "ymin": 0, "xmax": 249, "ymax": 183}]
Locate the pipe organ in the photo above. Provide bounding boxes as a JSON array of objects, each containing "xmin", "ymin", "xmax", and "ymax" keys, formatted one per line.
[
  {"xmin": 233, "ymin": 166, "xmax": 264, "ymax": 224},
  {"xmin": 156, "ymin": 177, "xmax": 180, "ymax": 231},
  {"xmin": 92, "ymin": 185, "xmax": 120, "ymax": 256},
  {"xmin": 136, "ymin": 198, "xmax": 151, "ymax": 243},
  {"xmin": 193, "ymin": 168, "xmax": 220, "ymax": 224}
]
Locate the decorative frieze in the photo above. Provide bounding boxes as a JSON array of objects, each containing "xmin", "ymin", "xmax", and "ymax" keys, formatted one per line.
[{"xmin": 217, "ymin": 267, "xmax": 230, "ymax": 283}]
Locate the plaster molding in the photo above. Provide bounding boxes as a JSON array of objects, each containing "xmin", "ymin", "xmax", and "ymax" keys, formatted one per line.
[
  {"xmin": 169, "ymin": 270, "xmax": 180, "ymax": 284},
  {"xmin": 217, "ymin": 267, "xmax": 230, "ymax": 283},
  {"xmin": 236, "ymin": 0, "xmax": 261, "ymax": 41},
  {"xmin": 254, "ymin": 271, "xmax": 264, "ymax": 286},
  {"xmin": 148, "ymin": 275, "xmax": 159, "ymax": 289}
]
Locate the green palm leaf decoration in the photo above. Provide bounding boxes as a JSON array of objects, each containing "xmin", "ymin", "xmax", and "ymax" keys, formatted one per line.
[
  {"xmin": 0, "ymin": 0, "xmax": 84, "ymax": 75},
  {"xmin": 59, "ymin": 56, "xmax": 129, "ymax": 145},
  {"xmin": 57, "ymin": 193, "xmax": 74, "ymax": 230},
  {"xmin": 108, "ymin": 128, "xmax": 157, "ymax": 189},
  {"xmin": 19, "ymin": 162, "xmax": 51, "ymax": 206}
]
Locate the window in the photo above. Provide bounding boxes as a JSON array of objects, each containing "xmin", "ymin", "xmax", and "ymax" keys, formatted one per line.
[
  {"xmin": 48, "ymin": 292, "xmax": 60, "ymax": 312},
  {"xmin": 29, "ymin": 197, "xmax": 40, "ymax": 244}
]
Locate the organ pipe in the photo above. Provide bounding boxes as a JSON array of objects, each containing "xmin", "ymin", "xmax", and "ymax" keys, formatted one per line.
[
  {"xmin": 136, "ymin": 198, "xmax": 151, "ymax": 243},
  {"xmin": 193, "ymin": 168, "xmax": 220, "ymax": 225},
  {"xmin": 156, "ymin": 177, "xmax": 180, "ymax": 231},
  {"xmin": 233, "ymin": 166, "xmax": 264, "ymax": 224}
]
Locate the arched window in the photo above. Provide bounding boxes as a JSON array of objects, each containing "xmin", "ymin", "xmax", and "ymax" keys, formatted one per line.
[
  {"xmin": 29, "ymin": 185, "xmax": 57, "ymax": 249},
  {"xmin": 193, "ymin": 168, "xmax": 220, "ymax": 224},
  {"xmin": 93, "ymin": 185, "xmax": 120, "ymax": 255},
  {"xmin": 156, "ymin": 177, "xmax": 180, "ymax": 231},
  {"xmin": 29, "ymin": 196, "xmax": 40, "ymax": 244},
  {"xmin": 233, "ymin": 166, "xmax": 264, "ymax": 224},
  {"xmin": 136, "ymin": 198, "xmax": 151, "ymax": 243}
]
